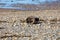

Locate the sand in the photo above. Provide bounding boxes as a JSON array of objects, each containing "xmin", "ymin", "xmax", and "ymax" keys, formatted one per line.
[{"xmin": 0, "ymin": 9, "xmax": 60, "ymax": 40}]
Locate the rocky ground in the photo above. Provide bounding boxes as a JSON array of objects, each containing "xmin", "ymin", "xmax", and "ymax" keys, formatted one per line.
[{"xmin": 0, "ymin": 10, "xmax": 60, "ymax": 40}]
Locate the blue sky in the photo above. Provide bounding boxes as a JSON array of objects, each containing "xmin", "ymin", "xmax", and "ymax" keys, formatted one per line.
[
  {"xmin": 0, "ymin": 0, "xmax": 58, "ymax": 9},
  {"xmin": 0, "ymin": 0, "xmax": 57, "ymax": 4}
]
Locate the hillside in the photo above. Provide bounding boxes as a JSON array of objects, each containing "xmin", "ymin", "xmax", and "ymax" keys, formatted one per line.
[{"xmin": 0, "ymin": 0, "xmax": 60, "ymax": 10}]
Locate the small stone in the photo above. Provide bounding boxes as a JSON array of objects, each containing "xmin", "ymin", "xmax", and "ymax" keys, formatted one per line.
[
  {"xmin": 56, "ymin": 37, "xmax": 60, "ymax": 40},
  {"xmin": 26, "ymin": 16, "xmax": 40, "ymax": 24}
]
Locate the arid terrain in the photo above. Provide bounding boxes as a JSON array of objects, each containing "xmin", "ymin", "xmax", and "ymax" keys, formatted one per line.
[
  {"xmin": 0, "ymin": 0, "xmax": 60, "ymax": 40},
  {"xmin": 0, "ymin": 9, "xmax": 60, "ymax": 40}
]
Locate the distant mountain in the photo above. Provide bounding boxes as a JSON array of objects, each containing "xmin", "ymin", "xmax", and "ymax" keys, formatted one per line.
[
  {"xmin": 9, "ymin": 0, "xmax": 60, "ymax": 10},
  {"xmin": 0, "ymin": 0, "xmax": 60, "ymax": 10}
]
